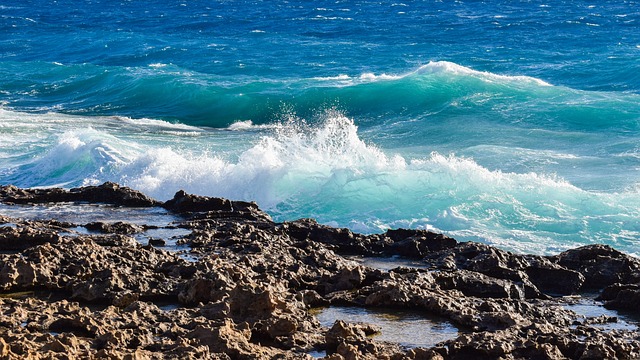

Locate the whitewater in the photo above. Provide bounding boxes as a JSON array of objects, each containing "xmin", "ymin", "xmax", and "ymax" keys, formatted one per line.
[{"xmin": 1, "ymin": 1, "xmax": 640, "ymax": 255}]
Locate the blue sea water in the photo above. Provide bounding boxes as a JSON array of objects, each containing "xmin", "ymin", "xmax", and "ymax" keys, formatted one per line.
[{"xmin": 1, "ymin": 0, "xmax": 640, "ymax": 255}]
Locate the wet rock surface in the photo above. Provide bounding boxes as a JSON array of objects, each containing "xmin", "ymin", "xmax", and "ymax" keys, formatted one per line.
[
  {"xmin": 0, "ymin": 183, "xmax": 638, "ymax": 359},
  {"xmin": 0, "ymin": 182, "xmax": 160, "ymax": 207}
]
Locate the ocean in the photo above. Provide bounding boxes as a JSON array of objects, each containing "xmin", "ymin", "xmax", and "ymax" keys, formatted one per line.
[{"xmin": 1, "ymin": 0, "xmax": 639, "ymax": 255}]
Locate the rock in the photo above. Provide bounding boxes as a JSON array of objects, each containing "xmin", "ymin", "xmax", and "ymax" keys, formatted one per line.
[
  {"xmin": 282, "ymin": 219, "xmax": 377, "ymax": 255},
  {"xmin": 164, "ymin": 190, "xmax": 233, "ymax": 213},
  {"xmin": 0, "ymin": 225, "xmax": 61, "ymax": 251},
  {"xmin": 148, "ymin": 238, "xmax": 166, "ymax": 247},
  {"xmin": 87, "ymin": 234, "xmax": 139, "ymax": 247},
  {"xmin": 42, "ymin": 338, "xmax": 68, "ymax": 353},
  {"xmin": 0, "ymin": 182, "xmax": 160, "ymax": 207},
  {"xmin": 423, "ymin": 242, "xmax": 586, "ymax": 296},
  {"xmin": 554, "ymin": 244, "xmax": 640, "ymax": 289},
  {"xmin": 163, "ymin": 190, "xmax": 273, "ymax": 222},
  {"xmin": 407, "ymin": 348, "xmax": 445, "ymax": 360},
  {"xmin": 434, "ymin": 270, "xmax": 525, "ymax": 299},
  {"xmin": 187, "ymin": 320, "xmax": 291, "ymax": 359},
  {"xmin": 328, "ymin": 266, "xmax": 368, "ymax": 292},
  {"xmin": 325, "ymin": 320, "xmax": 380, "ymax": 354},
  {"xmin": 525, "ymin": 260, "xmax": 585, "ymax": 295},
  {"xmin": 296, "ymin": 290, "xmax": 329, "ymax": 308},
  {"xmin": 85, "ymin": 221, "xmax": 144, "ymax": 234},
  {"xmin": 229, "ymin": 284, "xmax": 280, "ymax": 321},
  {"xmin": 0, "ymin": 338, "xmax": 10, "ymax": 357},
  {"xmin": 597, "ymin": 283, "xmax": 640, "ymax": 312},
  {"xmin": 385, "ymin": 229, "xmax": 457, "ymax": 255},
  {"xmin": 264, "ymin": 316, "xmax": 298, "ymax": 338},
  {"xmin": 0, "ymin": 236, "xmax": 192, "ymax": 303}
]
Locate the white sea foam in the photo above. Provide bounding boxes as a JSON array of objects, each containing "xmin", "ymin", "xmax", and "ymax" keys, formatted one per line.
[
  {"xmin": 226, "ymin": 120, "xmax": 277, "ymax": 131},
  {"xmin": 414, "ymin": 61, "xmax": 553, "ymax": 86},
  {"xmin": 359, "ymin": 72, "xmax": 402, "ymax": 81},
  {"xmin": 227, "ymin": 120, "xmax": 256, "ymax": 130},
  {"xmin": 114, "ymin": 116, "xmax": 203, "ymax": 132},
  {"xmin": 312, "ymin": 74, "xmax": 352, "ymax": 81},
  {"xmin": 309, "ymin": 61, "xmax": 551, "ymax": 88}
]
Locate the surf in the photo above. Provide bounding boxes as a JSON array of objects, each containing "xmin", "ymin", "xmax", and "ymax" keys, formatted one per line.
[{"xmin": 2, "ymin": 107, "xmax": 638, "ymax": 255}]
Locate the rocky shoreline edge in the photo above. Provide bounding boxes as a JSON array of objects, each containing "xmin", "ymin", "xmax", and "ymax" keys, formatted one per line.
[{"xmin": 0, "ymin": 182, "xmax": 638, "ymax": 359}]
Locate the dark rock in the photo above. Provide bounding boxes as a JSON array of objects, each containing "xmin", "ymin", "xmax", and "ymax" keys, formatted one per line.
[
  {"xmin": 0, "ymin": 225, "xmax": 61, "ymax": 251},
  {"xmin": 163, "ymin": 190, "xmax": 233, "ymax": 213},
  {"xmin": 282, "ymin": 219, "xmax": 380, "ymax": 255},
  {"xmin": 598, "ymin": 283, "xmax": 640, "ymax": 312},
  {"xmin": 525, "ymin": 260, "xmax": 585, "ymax": 295},
  {"xmin": 85, "ymin": 221, "xmax": 144, "ymax": 234},
  {"xmin": 554, "ymin": 244, "xmax": 640, "ymax": 289},
  {"xmin": 423, "ymin": 242, "xmax": 586, "ymax": 296},
  {"xmin": 385, "ymin": 229, "xmax": 458, "ymax": 254},
  {"xmin": 163, "ymin": 190, "xmax": 273, "ymax": 223},
  {"xmin": 69, "ymin": 182, "xmax": 160, "ymax": 207},
  {"xmin": 434, "ymin": 270, "xmax": 525, "ymax": 299},
  {"xmin": 148, "ymin": 238, "xmax": 166, "ymax": 247},
  {"xmin": 0, "ymin": 182, "xmax": 160, "ymax": 207}
]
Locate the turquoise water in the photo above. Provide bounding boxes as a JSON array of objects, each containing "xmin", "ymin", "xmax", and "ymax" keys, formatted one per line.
[{"xmin": 1, "ymin": 1, "xmax": 640, "ymax": 255}]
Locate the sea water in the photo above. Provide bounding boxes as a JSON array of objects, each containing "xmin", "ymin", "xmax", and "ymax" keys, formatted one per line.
[{"xmin": 1, "ymin": 1, "xmax": 640, "ymax": 255}]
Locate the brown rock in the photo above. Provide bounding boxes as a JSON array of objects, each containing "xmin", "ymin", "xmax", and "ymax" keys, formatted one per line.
[
  {"xmin": 598, "ymin": 283, "xmax": 640, "ymax": 313},
  {"xmin": 0, "ymin": 338, "xmax": 10, "ymax": 357},
  {"xmin": 326, "ymin": 320, "xmax": 380, "ymax": 354},
  {"xmin": 555, "ymin": 244, "xmax": 640, "ymax": 289}
]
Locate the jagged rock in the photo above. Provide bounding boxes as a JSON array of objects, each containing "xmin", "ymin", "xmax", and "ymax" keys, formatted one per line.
[
  {"xmin": 554, "ymin": 245, "xmax": 640, "ymax": 289},
  {"xmin": 0, "ymin": 182, "xmax": 160, "ymax": 207},
  {"xmin": 434, "ymin": 270, "xmax": 525, "ymax": 299},
  {"xmin": 0, "ymin": 236, "xmax": 193, "ymax": 303},
  {"xmin": 325, "ymin": 320, "xmax": 381, "ymax": 354},
  {"xmin": 162, "ymin": 190, "xmax": 272, "ymax": 222},
  {"xmin": 282, "ymin": 219, "xmax": 379, "ymax": 255},
  {"xmin": 188, "ymin": 321, "xmax": 254, "ymax": 357},
  {"xmin": 423, "ymin": 242, "xmax": 586, "ymax": 296},
  {"xmin": 0, "ymin": 337, "xmax": 10, "ymax": 357},
  {"xmin": 164, "ymin": 190, "xmax": 233, "ymax": 213},
  {"xmin": 85, "ymin": 221, "xmax": 144, "ymax": 234},
  {"xmin": 525, "ymin": 260, "xmax": 585, "ymax": 295},
  {"xmin": 0, "ymin": 225, "xmax": 61, "ymax": 251},
  {"xmin": 597, "ymin": 283, "xmax": 640, "ymax": 312},
  {"xmin": 86, "ymin": 234, "xmax": 139, "ymax": 247},
  {"xmin": 385, "ymin": 229, "xmax": 457, "ymax": 256}
]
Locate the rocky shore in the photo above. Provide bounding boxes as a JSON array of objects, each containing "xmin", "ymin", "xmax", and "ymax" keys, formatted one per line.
[{"xmin": 0, "ymin": 182, "xmax": 638, "ymax": 359}]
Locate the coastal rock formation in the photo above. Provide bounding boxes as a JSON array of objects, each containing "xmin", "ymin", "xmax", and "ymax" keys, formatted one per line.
[
  {"xmin": 0, "ymin": 183, "xmax": 639, "ymax": 359},
  {"xmin": 0, "ymin": 182, "xmax": 160, "ymax": 207}
]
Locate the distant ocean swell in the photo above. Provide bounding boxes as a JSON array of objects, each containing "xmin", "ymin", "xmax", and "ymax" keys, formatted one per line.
[{"xmin": 4, "ymin": 61, "xmax": 639, "ymax": 131}]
